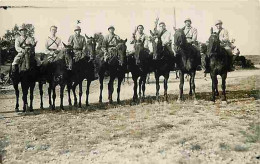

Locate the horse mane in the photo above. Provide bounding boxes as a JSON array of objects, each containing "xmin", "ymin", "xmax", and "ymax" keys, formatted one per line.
[
  {"xmin": 207, "ymin": 33, "xmax": 221, "ymax": 55},
  {"xmin": 174, "ymin": 29, "xmax": 187, "ymax": 48}
]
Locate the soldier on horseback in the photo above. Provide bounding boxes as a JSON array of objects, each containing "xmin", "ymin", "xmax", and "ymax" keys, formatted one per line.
[
  {"xmin": 102, "ymin": 25, "xmax": 123, "ymax": 65},
  {"xmin": 130, "ymin": 25, "xmax": 150, "ymax": 53},
  {"xmin": 153, "ymin": 18, "xmax": 175, "ymax": 60},
  {"xmin": 44, "ymin": 25, "xmax": 63, "ymax": 63},
  {"xmin": 202, "ymin": 20, "xmax": 234, "ymax": 73},
  {"xmin": 182, "ymin": 18, "xmax": 199, "ymax": 50},
  {"xmin": 11, "ymin": 24, "xmax": 37, "ymax": 74}
]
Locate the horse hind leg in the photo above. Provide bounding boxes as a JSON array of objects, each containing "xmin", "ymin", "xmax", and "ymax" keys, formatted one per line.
[
  {"xmin": 215, "ymin": 78, "xmax": 219, "ymax": 96},
  {"xmin": 221, "ymin": 73, "xmax": 227, "ymax": 102},
  {"xmin": 99, "ymin": 75, "xmax": 104, "ymax": 103},
  {"xmin": 52, "ymin": 85, "xmax": 56, "ymax": 110},
  {"xmin": 86, "ymin": 80, "xmax": 91, "ymax": 106},
  {"xmin": 39, "ymin": 82, "xmax": 44, "ymax": 109},
  {"xmin": 78, "ymin": 81, "xmax": 83, "ymax": 108},
  {"xmin": 60, "ymin": 84, "xmax": 65, "ymax": 110},
  {"xmin": 117, "ymin": 77, "xmax": 123, "ymax": 104},
  {"xmin": 163, "ymin": 73, "xmax": 169, "ymax": 102},
  {"xmin": 13, "ymin": 82, "xmax": 19, "ymax": 112},
  {"xmin": 108, "ymin": 76, "xmax": 115, "ymax": 104},
  {"xmin": 29, "ymin": 82, "xmax": 36, "ymax": 112},
  {"xmin": 142, "ymin": 75, "xmax": 147, "ymax": 99},
  {"xmin": 155, "ymin": 73, "xmax": 160, "ymax": 101},
  {"xmin": 177, "ymin": 71, "xmax": 184, "ymax": 102},
  {"xmin": 210, "ymin": 73, "xmax": 217, "ymax": 102},
  {"xmin": 190, "ymin": 71, "xmax": 198, "ymax": 104},
  {"xmin": 138, "ymin": 77, "xmax": 142, "ymax": 99},
  {"xmin": 21, "ymin": 83, "xmax": 29, "ymax": 112},
  {"xmin": 189, "ymin": 74, "xmax": 192, "ymax": 96}
]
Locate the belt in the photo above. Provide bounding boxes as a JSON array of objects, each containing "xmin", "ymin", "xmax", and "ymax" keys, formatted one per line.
[
  {"xmin": 74, "ymin": 48, "xmax": 83, "ymax": 51},
  {"xmin": 186, "ymin": 37, "xmax": 192, "ymax": 39},
  {"xmin": 48, "ymin": 48, "xmax": 57, "ymax": 51}
]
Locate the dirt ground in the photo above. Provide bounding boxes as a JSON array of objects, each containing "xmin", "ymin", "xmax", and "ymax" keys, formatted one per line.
[{"xmin": 0, "ymin": 68, "xmax": 259, "ymax": 164}]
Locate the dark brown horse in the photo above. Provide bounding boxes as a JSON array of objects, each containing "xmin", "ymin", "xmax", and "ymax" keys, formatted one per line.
[
  {"xmin": 10, "ymin": 42, "xmax": 38, "ymax": 112},
  {"xmin": 68, "ymin": 35, "xmax": 96, "ymax": 108},
  {"xmin": 97, "ymin": 39, "xmax": 127, "ymax": 104},
  {"xmin": 150, "ymin": 30, "xmax": 175, "ymax": 102},
  {"xmin": 207, "ymin": 28, "xmax": 229, "ymax": 102},
  {"xmin": 41, "ymin": 43, "xmax": 74, "ymax": 110},
  {"xmin": 126, "ymin": 39, "xmax": 153, "ymax": 102},
  {"xmin": 173, "ymin": 29, "xmax": 200, "ymax": 104}
]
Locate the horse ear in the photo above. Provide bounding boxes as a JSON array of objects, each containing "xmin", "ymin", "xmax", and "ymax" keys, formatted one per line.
[
  {"xmin": 124, "ymin": 38, "xmax": 127, "ymax": 43},
  {"xmin": 210, "ymin": 27, "xmax": 213, "ymax": 34},
  {"xmin": 33, "ymin": 41, "xmax": 37, "ymax": 47},
  {"xmin": 85, "ymin": 34, "xmax": 90, "ymax": 39},
  {"xmin": 150, "ymin": 30, "xmax": 154, "ymax": 36},
  {"xmin": 62, "ymin": 42, "xmax": 67, "ymax": 48}
]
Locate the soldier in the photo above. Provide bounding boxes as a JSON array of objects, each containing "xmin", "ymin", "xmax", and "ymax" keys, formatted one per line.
[
  {"xmin": 102, "ymin": 25, "xmax": 122, "ymax": 64},
  {"xmin": 68, "ymin": 26, "xmax": 98, "ymax": 80},
  {"xmin": 11, "ymin": 24, "xmax": 36, "ymax": 73},
  {"xmin": 44, "ymin": 25, "xmax": 63, "ymax": 63},
  {"xmin": 182, "ymin": 18, "xmax": 198, "ymax": 47},
  {"xmin": 130, "ymin": 25, "xmax": 149, "ymax": 52},
  {"xmin": 153, "ymin": 18, "xmax": 175, "ymax": 59},
  {"xmin": 68, "ymin": 26, "xmax": 86, "ymax": 60}
]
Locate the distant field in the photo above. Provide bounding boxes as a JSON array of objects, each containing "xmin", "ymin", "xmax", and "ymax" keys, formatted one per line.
[{"xmin": 244, "ymin": 55, "xmax": 260, "ymax": 65}]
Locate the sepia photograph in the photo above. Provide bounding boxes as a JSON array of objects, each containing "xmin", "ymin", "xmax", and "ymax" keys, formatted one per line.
[{"xmin": 0, "ymin": 0, "xmax": 259, "ymax": 163}]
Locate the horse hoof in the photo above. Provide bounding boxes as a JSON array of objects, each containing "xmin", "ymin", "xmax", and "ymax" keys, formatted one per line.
[
  {"xmin": 86, "ymin": 103, "xmax": 90, "ymax": 107},
  {"xmin": 15, "ymin": 108, "xmax": 19, "ymax": 112},
  {"xmin": 60, "ymin": 106, "xmax": 65, "ymax": 110},
  {"xmin": 221, "ymin": 101, "xmax": 227, "ymax": 105},
  {"xmin": 117, "ymin": 100, "xmax": 121, "ymax": 104},
  {"xmin": 52, "ymin": 106, "xmax": 55, "ymax": 110},
  {"xmin": 194, "ymin": 100, "xmax": 199, "ymax": 105}
]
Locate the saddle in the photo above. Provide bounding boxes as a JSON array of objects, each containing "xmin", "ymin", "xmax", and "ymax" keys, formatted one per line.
[{"xmin": 19, "ymin": 52, "xmax": 37, "ymax": 72}]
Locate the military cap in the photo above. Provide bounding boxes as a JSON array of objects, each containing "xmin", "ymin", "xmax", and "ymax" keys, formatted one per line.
[
  {"xmin": 184, "ymin": 18, "xmax": 192, "ymax": 23},
  {"xmin": 50, "ymin": 25, "xmax": 58, "ymax": 31},
  {"xmin": 74, "ymin": 26, "xmax": 81, "ymax": 31},
  {"xmin": 108, "ymin": 25, "xmax": 115, "ymax": 30},
  {"xmin": 137, "ymin": 25, "xmax": 144, "ymax": 29},
  {"xmin": 19, "ymin": 24, "xmax": 27, "ymax": 31},
  {"xmin": 159, "ymin": 22, "xmax": 165, "ymax": 26},
  {"xmin": 215, "ymin": 20, "xmax": 223, "ymax": 25}
]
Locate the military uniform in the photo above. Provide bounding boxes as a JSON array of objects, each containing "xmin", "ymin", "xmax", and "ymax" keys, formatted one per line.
[
  {"xmin": 12, "ymin": 35, "xmax": 35, "ymax": 66},
  {"xmin": 68, "ymin": 33, "xmax": 86, "ymax": 61},
  {"xmin": 130, "ymin": 32, "xmax": 149, "ymax": 53},
  {"xmin": 45, "ymin": 36, "xmax": 62, "ymax": 62},
  {"xmin": 155, "ymin": 28, "xmax": 175, "ymax": 59},
  {"xmin": 102, "ymin": 32, "xmax": 121, "ymax": 61}
]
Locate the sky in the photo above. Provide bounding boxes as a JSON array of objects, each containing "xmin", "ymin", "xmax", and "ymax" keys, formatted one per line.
[{"xmin": 0, "ymin": 0, "xmax": 259, "ymax": 55}]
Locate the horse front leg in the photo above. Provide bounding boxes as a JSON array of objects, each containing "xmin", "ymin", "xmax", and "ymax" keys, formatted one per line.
[
  {"xmin": 215, "ymin": 78, "xmax": 219, "ymax": 96},
  {"xmin": 39, "ymin": 82, "xmax": 44, "ymax": 109},
  {"xmin": 48, "ymin": 83, "xmax": 52, "ymax": 109},
  {"xmin": 132, "ymin": 75, "xmax": 138, "ymax": 102},
  {"xmin": 21, "ymin": 83, "xmax": 29, "ymax": 112},
  {"xmin": 221, "ymin": 73, "xmax": 227, "ymax": 102},
  {"xmin": 67, "ymin": 83, "xmax": 72, "ymax": 107},
  {"xmin": 138, "ymin": 76, "xmax": 142, "ymax": 98},
  {"xmin": 86, "ymin": 80, "xmax": 91, "ymax": 106},
  {"xmin": 155, "ymin": 72, "xmax": 160, "ymax": 101},
  {"xmin": 108, "ymin": 76, "xmax": 115, "ymax": 104},
  {"xmin": 13, "ymin": 82, "xmax": 19, "ymax": 112},
  {"xmin": 78, "ymin": 81, "xmax": 83, "ymax": 108},
  {"xmin": 142, "ymin": 74, "xmax": 147, "ymax": 99},
  {"xmin": 210, "ymin": 73, "xmax": 217, "ymax": 102},
  {"xmin": 99, "ymin": 74, "xmax": 104, "ymax": 103},
  {"xmin": 163, "ymin": 73, "xmax": 169, "ymax": 102},
  {"xmin": 52, "ymin": 85, "xmax": 56, "ymax": 110},
  {"xmin": 189, "ymin": 73, "xmax": 192, "ymax": 96},
  {"xmin": 72, "ymin": 83, "xmax": 78, "ymax": 107},
  {"xmin": 177, "ymin": 71, "xmax": 184, "ymax": 102},
  {"xmin": 29, "ymin": 82, "xmax": 36, "ymax": 111},
  {"xmin": 117, "ymin": 77, "xmax": 123, "ymax": 104},
  {"xmin": 190, "ymin": 71, "xmax": 198, "ymax": 104},
  {"xmin": 60, "ymin": 84, "xmax": 65, "ymax": 110}
]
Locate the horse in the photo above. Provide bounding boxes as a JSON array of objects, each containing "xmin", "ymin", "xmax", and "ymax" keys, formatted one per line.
[
  {"xmin": 97, "ymin": 39, "xmax": 127, "ymax": 104},
  {"xmin": 10, "ymin": 42, "xmax": 38, "ymax": 112},
  {"xmin": 173, "ymin": 29, "xmax": 201, "ymax": 103},
  {"xmin": 126, "ymin": 39, "xmax": 153, "ymax": 102},
  {"xmin": 68, "ymin": 35, "xmax": 96, "ymax": 108},
  {"xmin": 41, "ymin": 43, "xmax": 74, "ymax": 110},
  {"xmin": 206, "ymin": 28, "xmax": 230, "ymax": 102},
  {"xmin": 149, "ymin": 30, "xmax": 175, "ymax": 102}
]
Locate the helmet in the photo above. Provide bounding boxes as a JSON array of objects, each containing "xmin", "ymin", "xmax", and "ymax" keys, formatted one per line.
[
  {"xmin": 74, "ymin": 26, "xmax": 81, "ymax": 31},
  {"xmin": 19, "ymin": 24, "xmax": 27, "ymax": 31},
  {"xmin": 215, "ymin": 20, "xmax": 223, "ymax": 26},
  {"xmin": 184, "ymin": 18, "xmax": 192, "ymax": 23},
  {"xmin": 108, "ymin": 25, "xmax": 115, "ymax": 30}
]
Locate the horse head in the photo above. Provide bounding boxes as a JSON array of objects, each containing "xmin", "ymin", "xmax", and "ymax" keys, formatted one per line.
[
  {"xmin": 62, "ymin": 42, "xmax": 73, "ymax": 70},
  {"xmin": 23, "ymin": 42, "xmax": 37, "ymax": 70},
  {"xmin": 207, "ymin": 28, "xmax": 221, "ymax": 55},
  {"xmin": 116, "ymin": 39, "xmax": 127, "ymax": 65},
  {"xmin": 173, "ymin": 28, "xmax": 187, "ymax": 48},
  {"xmin": 133, "ymin": 39, "xmax": 146, "ymax": 65},
  {"xmin": 149, "ymin": 30, "xmax": 165, "ymax": 59},
  {"xmin": 85, "ymin": 34, "xmax": 96, "ymax": 58}
]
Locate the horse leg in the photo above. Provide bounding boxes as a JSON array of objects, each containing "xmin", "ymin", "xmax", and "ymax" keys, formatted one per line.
[
  {"xmin": 52, "ymin": 85, "xmax": 56, "ymax": 110},
  {"xmin": 178, "ymin": 71, "xmax": 184, "ymax": 102},
  {"xmin": 117, "ymin": 77, "xmax": 123, "ymax": 104},
  {"xmin": 132, "ymin": 75, "xmax": 138, "ymax": 102},
  {"xmin": 72, "ymin": 83, "xmax": 78, "ymax": 107},
  {"xmin": 21, "ymin": 83, "xmax": 28, "ymax": 112},
  {"xmin": 86, "ymin": 80, "xmax": 91, "ymax": 106},
  {"xmin": 48, "ymin": 83, "xmax": 52, "ymax": 109},
  {"xmin": 78, "ymin": 81, "xmax": 83, "ymax": 108},
  {"xmin": 210, "ymin": 73, "xmax": 217, "ymax": 102},
  {"xmin": 155, "ymin": 73, "xmax": 160, "ymax": 101},
  {"xmin": 221, "ymin": 73, "xmax": 227, "ymax": 102},
  {"xmin": 147, "ymin": 73, "xmax": 150, "ymax": 84},
  {"xmin": 108, "ymin": 76, "xmax": 115, "ymax": 104},
  {"xmin": 29, "ymin": 82, "xmax": 36, "ymax": 111},
  {"xmin": 189, "ymin": 74, "xmax": 192, "ymax": 96},
  {"xmin": 60, "ymin": 84, "xmax": 65, "ymax": 110},
  {"xmin": 163, "ymin": 73, "xmax": 169, "ymax": 102},
  {"xmin": 99, "ymin": 74, "xmax": 104, "ymax": 103},
  {"xmin": 39, "ymin": 82, "xmax": 44, "ymax": 109},
  {"xmin": 215, "ymin": 78, "xmax": 219, "ymax": 96},
  {"xmin": 138, "ymin": 76, "xmax": 142, "ymax": 98},
  {"xmin": 190, "ymin": 71, "xmax": 198, "ymax": 104},
  {"xmin": 142, "ymin": 74, "xmax": 147, "ymax": 99},
  {"xmin": 67, "ymin": 83, "xmax": 72, "ymax": 107},
  {"xmin": 176, "ymin": 70, "xmax": 179, "ymax": 79},
  {"xmin": 13, "ymin": 82, "xmax": 19, "ymax": 112}
]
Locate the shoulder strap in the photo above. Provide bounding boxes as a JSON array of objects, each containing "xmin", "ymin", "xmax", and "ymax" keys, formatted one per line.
[
  {"xmin": 47, "ymin": 37, "xmax": 58, "ymax": 49},
  {"xmin": 108, "ymin": 35, "xmax": 115, "ymax": 44},
  {"xmin": 20, "ymin": 37, "xmax": 28, "ymax": 47},
  {"xmin": 185, "ymin": 28, "xmax": 191, "ymax": 36}
]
